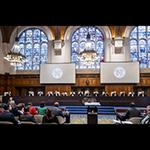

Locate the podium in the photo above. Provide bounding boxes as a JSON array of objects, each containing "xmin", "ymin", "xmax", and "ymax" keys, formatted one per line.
[
  {"xmin": 85, "ymin": 103, "xmax": 100, "ymax": 124},
  {"xmin": 87, "ymin": 111, "xmax": 98, "ymax": 124}
]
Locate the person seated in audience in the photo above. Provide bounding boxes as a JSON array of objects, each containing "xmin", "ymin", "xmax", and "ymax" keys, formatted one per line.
[
  {"xmin": 128, "ymin": 91, "xmax": 135, "ymax": 97},
  {"xmin": 42, "ymin": 108, "xmax": 59, "ymax": 124},
  {"xmin": 37, "ymin": 91, "xmax": 44, "ymax": 96},
  {"xmin": 78, "ymin": 91, "xmax": 84, "ymax": 96},
  {"xmin": 19, "ymin": 107, "xmax": 37, "ymax": 123},
  {"xmin": 37, "ymin": 102, "xmax": 47, "ymax": 116},
  {"xmin": 47, "ymin": 91, "xmax": 53, "ymax": 96},
  {"xmin": 141, "ymin": 105, "xmax": 150, "ymax": 124},
  {"xmin": 17, "ymin": 103, "xmax": 25, "ymax": 115},
  {"xmin": 0, "ymin": 103, "xmax": 18, "ymax": 124},
  {"xmin": 54, "ymin": 90, "xmax": 61, "ymax": 96},
  {"xmin": 52, "ymin": 102, "xmax": 70, "ymax": 123},
  {"xmin": 9, "ymin": 102, "xmax": 22, "ymax": 117},
  {"xmin": 119, "ymin": 91, "xmax": 126, "ymax": 97},
  {"xmin": 116, "ymin": 102, "xmax": 141, "ymax": 121},
  {"xmin": 93, "ymin": 90, "xmax": 99, "ymax": 97},
  {"xmin": 7, "ymin": 97, "xmax": 15, "ymax": 110},
  {"xmin": 51, "ymin": 102, "xmax": 64, "ymax": 117},
  {"xmin": 70, "ymin": 91, "xmax": 76, "ymax": 96},
  {"xmin": 84, "ymin": 89, "xmax": 90, "ymax": 97},
  {"xmin": 28, "ymin": 102, "xmax": 38, "ymax": 116},
  {"xmin": 28, "ymin": 91, "xmax": 34, "ymax": 96}
]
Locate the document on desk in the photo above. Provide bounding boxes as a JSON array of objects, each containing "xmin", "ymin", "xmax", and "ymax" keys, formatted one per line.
[{"xmin": 84, "ymin": 102, "xmax": 101, "ymax": 106}]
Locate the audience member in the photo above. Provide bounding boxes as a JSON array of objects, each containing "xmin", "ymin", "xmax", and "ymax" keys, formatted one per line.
[
  {"xmin": 141, "ymin": 105, "xmax": 150, "ymax": 124},
  {"xmin": 8, "ymin": 97, "xmax": 15, "ymax": 110},
  {"xmin": 19, "ymin": 107, "xmax": 37, "ymax": 123},
  {"xmin": 52, "ymin": 102, "xmax": 70, "ymax": 123},
  {"xmin": 37, "ymin": 102, "xmax": 47, "ymax": 115},
  {"xmin": 28, "ymin": 102, "xmax": 38, "ymax": 115},
  {"xmin": 116, "ymin": 102, "xmax": 141, "ymax": 121},
  {"xmin": 0, "ymin": 104, "xmax": 18, "ymax": 124},
  {"xmin": 42, "ymin": 108, "xmax": 59, "ymax": 124}
]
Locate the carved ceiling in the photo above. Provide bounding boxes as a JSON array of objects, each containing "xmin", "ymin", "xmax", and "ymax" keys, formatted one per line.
[{"xmin": 0, "ymin": 26, "xmax": 126, "ymax": 43}]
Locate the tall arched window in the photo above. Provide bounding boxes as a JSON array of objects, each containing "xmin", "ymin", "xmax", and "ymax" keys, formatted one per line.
[
  {"xmin": 71, "ymin": 26, "xmax": 104, "ymax": 69},
  {"xmin": 130, "ymin": 26, "xmax": 150, "ymax": 68},
  {"xmin": 16, "ymin": 28, "xmax": 48, "ymax": 70}
]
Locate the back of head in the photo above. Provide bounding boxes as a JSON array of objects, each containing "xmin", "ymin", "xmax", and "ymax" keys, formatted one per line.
[
  {"xmin": 54, "ymin": 102, "xmax": 60, "ymax": 107},
  {"xmin": 40, "ymin": 102, "xmax": 45, "ymax": 108},
  {"xmin": 130, "ymin": 102, "xmax": 135, "ymax": 107},
  {"xmin": 3, "ymin": 103, "xmax": 9, "ymax": 110},
  {"xmin": 28, "ymin": 102, "xmax": 32, "ymax": 106}
]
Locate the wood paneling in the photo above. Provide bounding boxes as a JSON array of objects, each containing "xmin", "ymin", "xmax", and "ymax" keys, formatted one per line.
[
  {"xmin": 105, "ymin": 85, "xmax": 133, "ymax": 95},
  {"xmin": 45, "ymin": 85, "xmax": 71, "ymax": 95},
  {"xmin": 1, "ymin": 73, "xmax": 150, "ymax": 96}
]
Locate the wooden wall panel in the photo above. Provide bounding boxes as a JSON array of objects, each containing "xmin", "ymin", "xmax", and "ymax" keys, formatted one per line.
[
  {"xmin": 45, "ymin": 85, "xmax": 71, "ymax": 95},
  {"xmin": 105, "ymin": 85, "xmax": 133, "ymax": 95},
  {"xmin": 1, "ymin": 73, "xmax": 150, "ymax": 96}
]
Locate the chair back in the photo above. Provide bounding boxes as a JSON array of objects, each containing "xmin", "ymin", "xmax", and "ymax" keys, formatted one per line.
[
  {"xmin": 128, "ymin": 117, "xmax": 142, "ymax": 124},
  {"xmin": 34, "ymin": 115, "xmax": 43, "ymax": 124}
]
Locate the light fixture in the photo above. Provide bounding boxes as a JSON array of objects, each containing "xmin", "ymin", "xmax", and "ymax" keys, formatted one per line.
[
  {"xmin": 4, "ymin": 27, "xmax": 26, "ymax": 66},
  {"xmin": 79, "ymin": 32, "xmax": 97, "ymax": 65}
]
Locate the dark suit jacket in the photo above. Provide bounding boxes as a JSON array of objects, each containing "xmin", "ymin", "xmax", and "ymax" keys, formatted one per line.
[
  {"xmin": 19, "ymin": 114, "xmax": 36, "ymax": 123},
  {"xmin": 0, "ymin": 111, "xmax": 18, "ymax": 124},
  {"xmin": 124, "ymin": 107, "xmax": 141, "ymax": 120}
]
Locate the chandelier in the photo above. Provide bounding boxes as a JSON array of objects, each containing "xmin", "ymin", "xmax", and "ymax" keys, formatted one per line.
[
  {"xmin": 79, "ymin": 32, "xmax": 97, "ymax": 65},
  {"xmin": 4, "ymin": 28, "xmax": 26, "ymax": 66}
]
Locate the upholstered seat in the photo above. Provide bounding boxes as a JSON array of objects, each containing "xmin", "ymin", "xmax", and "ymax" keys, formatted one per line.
[
  {"xmin": 128, "ymin": 117, "xmax": 142, "ymax": 124},
  {"xmin": 34, "ymin": 115, "xmax": 43, "ymax": 124},
  {"xmin": 0, "ymin": 121, "xmax": 13, "ymax": 124}
]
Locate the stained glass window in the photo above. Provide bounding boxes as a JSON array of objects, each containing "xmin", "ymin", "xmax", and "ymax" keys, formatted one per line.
[
  {"xmin": 71, "ymin": 26, "xmax": 104, "ymax": 69},
  {"xmin": 16, "ymin": 28, "xmax": 48, "ymax": 70},
  {"xmin": 130, "ymin": 26, "xmax": 150, "ymax": 68}
]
